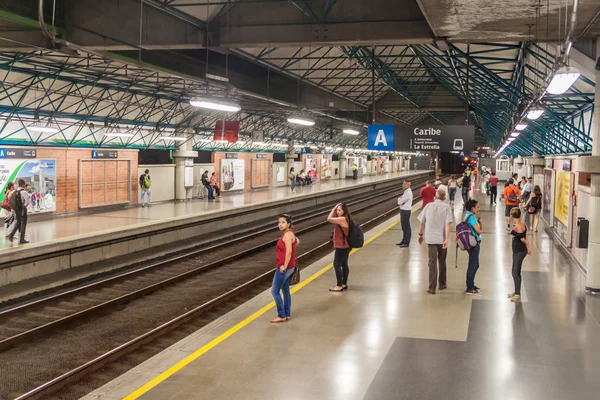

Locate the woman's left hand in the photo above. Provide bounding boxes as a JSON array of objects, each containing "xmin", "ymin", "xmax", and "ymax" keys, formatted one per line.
[
  {"xmin": 527, "ymin": 250, "xmax": 532, "ymax": 255},
  {"xmin": 279, "ymin": 266, "xmax": 286, "ymax": 273}
]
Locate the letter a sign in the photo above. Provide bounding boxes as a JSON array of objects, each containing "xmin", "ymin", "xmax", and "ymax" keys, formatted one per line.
[{"xmin": 368, "ymin": 125, "xmax": 394, "ymax": 151}]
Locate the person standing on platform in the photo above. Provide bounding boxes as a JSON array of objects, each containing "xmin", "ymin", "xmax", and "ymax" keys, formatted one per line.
[
  {"xmin": 397, "ymin": 180, "xmax": 413, "ymax": 248},
  {"xmin": 473, "ymin": 167, "xmax": 479, "ymax": 188},
  {"xmin": 460, "ymin": 172, "xmax": 471, "ymax": 206},
  {"xmin": 7, "ymin": 179, "xmax": 30, "ymax": 244},
  {"xmin": 201, "ymin": 171, "xmax": 215, "ymax": 200},
  {"xmin": 1, "ymin": 182, "xmax": 16, "ymax": 237},
  {"xmin": 508, "ymin": 207, "xmax": 531, "ymax": 303},
  {"xmin": 503, "ymin": 179, "xmax": 521, "ymax": 231},
  {"xmin": 464, "ymin": 199, "xmax": 482, "ymax": 295},
  {"xmin": 352, "ymin": 163, "xmax": 358, "ymax": 180},
  {"xmin": 418, "ymin": 189, "xmax": 453, "ymax": 294},
  {"xmin": 210, "ymin": 172, "xmax": 221, "ymax": 197},
  {"xmin": 289, "ymin": 167, "xmax": 296, "ymax": 193},
  {"xmin": 420, "ymin": 181, "xmax": 436, "ymax": 208},
  {"xmin": 327, "ymin": 203, "xmax": 353, "ymax": 292},
  {"xmin": 270, "ymin": 214, "xmax": 299, "ymax": 323},
  {"xmin": 524, "ymin": 185, "xmax": 542, "ymax": 232},
  {"xmin": 139, "ymin": 169, "xmax": 152, "ymax": 207},
  {"xmin": 448, "ymin": 175, "xmax": 458, "ymax": 207},
  {"xmin": 489, "ymin": 171, "xmax": 499, "ymax": 205},
  {"xmin": 521, "ymin": 177, "xmax": 533, "ymax": 208}
]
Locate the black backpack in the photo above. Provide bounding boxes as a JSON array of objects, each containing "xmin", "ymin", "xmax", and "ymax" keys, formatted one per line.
[
  {"xmin": 339, "ymin": 222, "xmax": 364, "ymax": 249},
  {"xmin": 9, "ymin": 189, "xmax": 23, "ymax": 212}
]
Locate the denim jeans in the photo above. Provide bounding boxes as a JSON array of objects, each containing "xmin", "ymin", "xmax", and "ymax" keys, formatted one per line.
[
  {"xmin": 466, "ymin": 242, "xmax": 480, "ymax": 290},
  {"xmin": 203, "ymin": 184, "xmax": 214, "ymax": 199},
  {"xmin": 141, "ymin": 188, "xmax": 152, "ymax": 205},
  {"xmin": 449, "ymin": 187, "xmax": 457, "ymax": 202},
  {"xmin": 400, "ymin": 209, "xmax": 411, "ymax": 245},
  {"xmin": 333, "ymin": 247, "xmax": 351, "ymax": 286},
  {"xmin": 461, "ymin": 187, "xmax": 470, "ymax": 205},
  {"xmin": 271, "ymin": 267, "xmax": 295, "ymax": 318},
  {"xmin": 291, "ymin": 179, "xmax": 296, "ymax": 192}
]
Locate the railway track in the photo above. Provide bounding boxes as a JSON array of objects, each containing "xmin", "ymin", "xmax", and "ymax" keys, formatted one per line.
[{"xmin": 1, "ymin": 173, "xmax": 442, "ymax": 399}]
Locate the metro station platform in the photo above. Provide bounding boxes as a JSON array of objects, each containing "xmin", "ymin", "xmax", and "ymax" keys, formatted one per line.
[
  {"xmin": 0, "ymin": 171, "xmax": 429, "ymax": 299},
  {"xmin": 84, "ymin": 193, "xmax": 600, "ymax": 400}
]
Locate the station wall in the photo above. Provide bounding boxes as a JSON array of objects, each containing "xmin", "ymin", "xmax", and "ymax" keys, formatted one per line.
[{"xmin": 137, "ymin": 164, "xmax": 175, "ymax": 203}]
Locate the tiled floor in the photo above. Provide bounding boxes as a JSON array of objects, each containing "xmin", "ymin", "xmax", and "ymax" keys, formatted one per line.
[
  {"xmin": 83, "ymin": 191, "xmax": 600, "ymax": 400},
  {"xmin": 0, "ymin": 171, "xmax": 425, "ymax": 250}
]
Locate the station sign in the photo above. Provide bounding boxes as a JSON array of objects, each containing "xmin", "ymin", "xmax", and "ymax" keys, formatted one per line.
[
  {"xmin": 92, "ymin": 150, "xmax": 118, "ymax": 159},
  {"xmin": 225, "ymin": 153, "xmax": 238, "ymax": 159},
  {"xmin": 368, "ymin": 125, "xmax": 475, "ymax": 153},
  {"xmin": 470, "ymin": 149, "xmax": 489, "ymax": 158},
  {"xmin": 0, "ymin": 148, "xmax": 37, "ymax": 158},
  {"xmin": 256, "ymin": 153, "xmax": 267, "ymax": 159}
]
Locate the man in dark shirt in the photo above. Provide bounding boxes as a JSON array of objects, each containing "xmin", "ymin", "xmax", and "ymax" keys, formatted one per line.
[
  {"xmin": 489, "ymin": 171, "xmax": 499, "ymax": 205},
  {"xmin": 420, "ymin": 181, "xmax": 437, "ymax": 208},
  {"xmin": 461, "ymin": 172, "xmax": 471, "ymax": 206}
]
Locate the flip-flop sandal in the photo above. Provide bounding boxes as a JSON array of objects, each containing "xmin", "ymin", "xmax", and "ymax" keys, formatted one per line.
[
  {"xmin": 329, "ymin": 288, "xmax": 344, "ymax": 292},
  {"xmin": 270, "ymin": 317, "xmax": 287, "ymax": 323}
]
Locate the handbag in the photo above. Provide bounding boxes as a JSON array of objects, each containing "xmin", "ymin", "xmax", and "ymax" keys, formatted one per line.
[
  {"xmin": 528, "ymin": 205, "xmax": 536, "ymax": 214},
  {"xmin": 289, "ymin": 264, "xmax": 300, "ymax": 285},
  {"xmin": 0, "ymin": 197, "xmax": 10, "ymax": 212}
]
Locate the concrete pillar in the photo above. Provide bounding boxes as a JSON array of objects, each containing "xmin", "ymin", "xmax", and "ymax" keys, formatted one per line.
[
  {"xmin": 577, "ymin": 41, "xmax": 600, "ymax": 292},
  {"xmin": 173, "ymin": 132, "xmax": 198, "ymax": 201},
  {"xmin": 340, "ymin": 150, "xmax": 347, "ymax": 179}
]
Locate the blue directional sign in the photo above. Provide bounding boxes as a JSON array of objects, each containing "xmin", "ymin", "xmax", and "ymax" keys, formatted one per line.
[
  {"xmin": 368, "ymin": 125, "xmax": 394, "ymax": 151},
  {"xmin": 458, "ymin": 151, "xmax": 465, "ymax": 157},
  {"xmin": 92, "ymin": 150, "xmax": 118, "ymax": 159}
]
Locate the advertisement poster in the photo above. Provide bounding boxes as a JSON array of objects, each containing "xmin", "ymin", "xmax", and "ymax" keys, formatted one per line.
[
  {"xmin": 321, "ymin": 158, "xmax": 331, "ymax": 179},
  {"xmin": 0, "ymin": 159, "xmax": 56, "ymax": 213},
  {"xmin": 542, "ymin": 169, "xmax": 553, "ymax": 224},
  {"xmin": 221, "ymin": 159, "xmax": 245, "ymax": 191},
  {"xmin": 554, "ymin": 171, "xmax": 570, "ymax": 227},
  {"xmin": 275, "ymin": 163, "xmax": 285, "ymax": 183}
]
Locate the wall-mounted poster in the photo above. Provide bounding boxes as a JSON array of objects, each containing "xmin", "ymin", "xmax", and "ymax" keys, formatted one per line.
[
  {"xmin": 221, "ymin": 158, "xmax": 245, "ymax": 191},
  {"xmin": 321, "ymin": 158, "xmax": 331, "ymax": 179},
  {"xmin": 554, "ymin": 171, "xmax": 570, "ymax": 227},
  {"xmin": 0, "ymin": 159, "xmax": 57, "ymax": 213},
  {"xmin": 542, "ymin": 168, "xmax": 554, "ymax": 225},
  {"xmin": 276, "ymin": 163, "xmax": 286, "ymax": 182}
]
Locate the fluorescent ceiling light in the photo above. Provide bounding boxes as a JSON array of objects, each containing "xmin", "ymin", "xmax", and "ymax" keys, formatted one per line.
[
  {"xmin": 515, "ymin": 123, "xmax": 527, "ymax": 131},
  {"xmin": 527, "ymin": 107, "xmax": 544, "ymax": 120},
  {"xmin": 547, "ymin": 66, "xmax": 580, "ymax": 95},
  {"xmin": 309, "ymin": 146, "xmax": 318, "ymax": 149},
  {"xmin": 507, "ymin": 137, "xmax": 515, "ymax": 142},
  {"xmin": 189, "ymin": 98, "xmax": 241, "ymax": 112},
  {"xmin": 197, "ymin": 139, "xmax": 212, "ymax": 143},
  {"xmin": 343, "ymin": 128, "xmax": 360, "ymax": 135},
  {"xmin": 510, "ymin": 132, "xmax": 521, "ymax": 138},
  {"xmin": 287, "ymin": 116, "xmax": 315, "ymax": 126},
  {"xmin": 253, "ymin": 141, "xmax": 265, "ymax": 145},
  {"xmin": 28, "ymin": 124, "xmax": 59, "ymax": 133},
  {"xmin": 160, "ymin": 136, "xmax": 187, "ymax": 141},
  {"xmin": 105, "ymin": 132, "xmax": 134, "ymax": 138},
  {"xmin": 215, "ymin": 140, "xmax": 229, "ymax": 143}
]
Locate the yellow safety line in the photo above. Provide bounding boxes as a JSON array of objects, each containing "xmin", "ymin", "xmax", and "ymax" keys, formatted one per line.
[{"xmin": 123, "ymin": 207, "xmax": 420, "ymax": 399}]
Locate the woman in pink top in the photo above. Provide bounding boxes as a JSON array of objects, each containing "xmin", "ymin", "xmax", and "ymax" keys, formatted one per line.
[
  {"xmin": 270, "ymin": 214, "xmax": 299, "ymax": 323},
  {"xmin": 327, "ymin": 203, "xmax": 353, "ymax": 292}
]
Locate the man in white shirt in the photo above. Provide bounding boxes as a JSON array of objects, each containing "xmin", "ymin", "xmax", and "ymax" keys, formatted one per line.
[
  {"xmin": 397, "ymin": 180, "xmax": 413, "ymax": 247},
  {"xmin": 436, "ymin": 180, "xmax": 449, "ymax": 204},
  {"xmin": 418, "ymin": 189, "xmax": 453, "ymax": 294}
]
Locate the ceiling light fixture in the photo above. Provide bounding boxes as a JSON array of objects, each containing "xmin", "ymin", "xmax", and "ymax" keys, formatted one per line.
[
  {"xmin": 515, "ymin": 123, "xmax": 527, "ymax": 131},
  {"xmin": 160, "ymin": 136, "xmax": 187, "ymax": 141},
  {"xmin": 527, "ymin": 107, "xmax": 544, "ymax": 120},
  {"xmin": 215, "ymin": 139, "xmax": 229, "ymax": 144},
  {"xmin": 287, "ymin": 116, "xmax": 315, "ymax": 126},
  {"xmin": 190, "ymin": 98, "xmax": 241, "ymax": 112},
  {"xmin": 547, "ymin": 66, "xmax": 580, "ymax": 95},
  {"xmin": 510, "ymin": 132, "xmax": 521, "ymax": 138},
  {"xmin": 105, "ymin": 132, "xmax": 134, "ymax": 138},
  {"xmin": 507, "ymin": 137, "xmax": 515, "ymax": 142},
  {"xmin": 28, "ymin": 124, "xmax": 59, "ymax": 133},
  {"xmin": 343, "ymin": 128, "xmax": 360, "ymax": 135}
]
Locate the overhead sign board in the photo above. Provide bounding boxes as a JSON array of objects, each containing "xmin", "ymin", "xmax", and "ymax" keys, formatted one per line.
[
  {"xmin": 470, "ymin": 149, "xmax": 489, "ymax": 158},
  {"xmin": 256, "ymin": 153, "xmax": 267, "ymax": 159},
  {"xmin": 92, "ymin": 150, "xmax": 118, "ymax": 159},
  {"xmin": 225, "ymin": 153, "xmax": 238, "ymax": 159},
  {"xmin": 368, "ymin": 125, "xmax": 395, "ymax": 151},
  {"xmin": 0, "ymin": 148, "xmax": 37, "ymax": 158},
  {"xmin": 395, "ymin": 125, "xmax": 475, "ymax": 152}
]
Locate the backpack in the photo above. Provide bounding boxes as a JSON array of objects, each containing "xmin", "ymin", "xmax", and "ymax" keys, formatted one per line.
[
  {"xmin": 8, "ymin": 189, "xmax": 23, "ymax": 212},
  {"xmin": 339, "ymin": 222, "xmax": 364, "ymax": 249},
  {"xmin": 456, "ymin": 213, "xmax": 478, "ymax": 251},
  {"xmin": 507, "ymin": 188, "xmax": 518, "ymax": 203},
  {"xmin": 141, "ymin": 175, "xmax": 151, "ymax": 189}
]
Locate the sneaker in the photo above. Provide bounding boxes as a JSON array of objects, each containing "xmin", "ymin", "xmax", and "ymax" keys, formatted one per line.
[
  {"xmin": 427, "ymin": 289, "xmax": 436, "ymax": 294},
  {"xmin": 507, "ymin": 292, "xmax": 516, "ymax": 298},
  {"xmin": 473, "ymin": 286, "xmax": 481, "ymax": 291},
  {"xmin": 511, "ymin": 294, "xmax": 521, "ymax": 303},
  {"xmin": 399, "ymin": 243, "xmax": 409, "ymax": 248},
  {"xmin": 19, "ymin": 240, "xmax": 29, "ymax": 244},
  {"xmin": 396, "ymin": 242, "xmax": 405, "ymax": 246},
  {"xmin": 438, "ymin": 285, "xmax": 448, "ymax": 290},
  {"xmin": 466, "ymin": 289, "xmax": 482, "ymax": 295}
]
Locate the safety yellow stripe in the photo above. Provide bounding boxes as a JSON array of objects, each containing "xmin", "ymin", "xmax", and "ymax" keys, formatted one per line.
[{"xmin": 122, "ymin": 208, "xmax": 419, "ymax": 399}]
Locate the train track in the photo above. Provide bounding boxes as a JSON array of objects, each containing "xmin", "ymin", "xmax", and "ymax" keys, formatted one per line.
[{"xmin": 1, "ymin": 173, "xmax": 441, "ymax": 399}]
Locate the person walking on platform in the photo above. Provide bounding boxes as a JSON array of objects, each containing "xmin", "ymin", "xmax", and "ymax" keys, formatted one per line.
[
  {"xmin": 524, "ymin": 185, "xmax": 542, "ymax": 232},
  {"xmin": 436, "ymin": 180, "xmax": 449, "ymax": 205},
  {"xmin": 289, "ymin": 167, "xmax": 296, "ymax": 193},
  {"xmin": 508, "ymin": 207, "xmax": 531, "ymax": 303},
  {"xmin": 1, "ymin": 182, "xmax": 16, "ymax": 237},
  {"xmin": 7, "ymin": 179, "xmax": 30, "ymax": 244},
  {"xmin": 327, "ymin": 203, "xmax": 354, "ymax": 292},
  {"xmin": 397, "ymin": 180, "xmax": 413, "ymax": 248},
  {"xmin": 210, "ymin": 172, "xmax": 221, "ymax": 197},
  {"xmin": 460, "ymin": 172, "xmax": 471, "ymax": 207},
  {"xmin": 139, "ymin": 169, "xmax": 152, "ymax": 207},
  {"xmin": 489, "ymin": 171, "xmax": 499, "ymax": 205},
  {"xmin": 201, "ymin": 171, "xmax": 215, "ymax": 200},
  {"xmin": 420, "ymin": 180, "xmax": 436, "ymax": 208},
  {"xmin": 271, "ymin": 214, "xmax": 299, "ymax": 323},
  {"xmin": 448, "ymin": 175, "xmax": 458, "ymax": 207},
  {"xmin": 464, "ymin": 199, "xmax": 482, "ymax": 295},
  {"xmin": 418, "ymin": 189, "xmax": 453, "ymax": 294},
  {"xmin": 503, "ymin": 179, "xmax": 521, "ymax": 232},
  {"xmin": 472, "ymin": 167, "xmax": 479, "ymax": 188}
]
